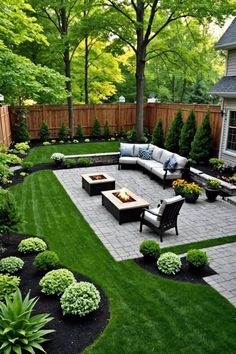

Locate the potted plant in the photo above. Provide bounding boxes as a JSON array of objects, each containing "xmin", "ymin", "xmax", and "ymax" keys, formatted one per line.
[
  {"xmin": 172, "ymin": 179, "xmax": 202, "ymax": 203},
  {"xmin": 205, "ymin": 179, "xmax": 222, "ymax": 202}
]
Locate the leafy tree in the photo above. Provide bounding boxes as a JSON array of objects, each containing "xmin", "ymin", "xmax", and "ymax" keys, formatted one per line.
[
  {"xmin": 14, "ymin": 107, "xmax": 30, "ymax": 143},
  {"xmin": 190, "ymin": 111, "xmax": 212, "ymax": 164},
  {"xmin": 91, "ymin": 118, "xmax": 101, "ymax": 137},
  {"xmin": 75, "ymin": 123, "xmax": 83, "ymax": 140},
  {"xmin": 39, "ymin": 121, "xmax": 50, "ymax": 142},
  {"xmin": 151, "ymin": 120, "xmax": 164, "ymax": 147},
  {"xmin": 58, "ymin": 123, "xmax": 69, "ymax": 140},
  {"xmin": 165, "ymin": 109, "xmax": 183, "ymax": 153},
  {"xmin": 179, "ymin": 110, "xmax": 196, "ymax": 157},
  {"xmin": 103, "ymin": 121, "xmax": 111, "ymax": 139}
]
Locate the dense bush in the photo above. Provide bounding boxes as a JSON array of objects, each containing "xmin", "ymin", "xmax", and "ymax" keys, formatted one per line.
[
  {"xmin": 58, "ymin": 123, "xmax": 69, "ymax": 140},
  {"xmin": 139, "ymin": 240, "xmax": 161, "ymax": 260},
  {"xmin": 0, "ymin": 144, "xmax": 8, "ymax": 153},
  {"xmin": 126, "ymin": 127, "xmax": 136, "ymax": 142},
  {"xmin": 64, "ymin": 159, "xmax": 77, "ymax": 168},
  {"xmin": 14, "ymin": 108, "xmax": 30, "ymax": 143},
  {"xmin": 21, "ymin": 161, "xmax": 33, "ymax": 172},
  {"xmin": 2, "ymin": 153, "xmax": 22, "ymax": 165},
  {"xmin": 186, "ymin": 249, "xmax": 209, "ymax": 268},
  {"xmin": 91, "ymin": 118, "xmax": 101, "ymax": 137},
  {"xmin": 14, "ymin": 142, "xmax": 30, "ymax": 153},
  {"xmin": 78, "ymin": 157, "xmax": 91, "ymax": 167},
  {"xmin": 34, "ymin": 251, "xmax": 60, "ymax": 271},
  {"xmin": 75, "ymin": 123, "xmax": 83, "ymax": 140},
  {"xmin": 151, "ymin": 120, "xmax": 164, "ymax": 147},
  {"xmin": 40, "ymin": 121, "xmax": 50, "ymax": 142},
  {"xmin": 60, "ymin": 281, "xmax": 101, "ymax": 316},
  {"xmin": 18, "ymin": 237, "xmax": 47, "ymax": 254},
  {"xmin": 51, "ymin": 153, "xmax": 65, "ymax": 165},
  {"xmin": 165, "ymin": 109, "xmax": 183, "ymax": 153},
  {"xmin": 0, "ymin": 163, "xmax": 13, "ymax": 185},
  {"xmin": 190, "ymin": 111, "xmax": 212, "ymax": 164},
  {"xmin": 179, "ymin": 110, "xmax": 196, "ymax": 157},
  {"xmin": 0, "ymin": 274, "xmax": 20, "ymax": 301},
  {"xmin": 0, "ymin": 188, "xmax": 22, "ymax": 234},
  {"xmin": 0, "ymin": 288, "xmax": 54, "ymax": 354},
  {"xmin": 103, "ymin": 121, "xmax": 111, "ymax": 139},
  {"xmin": 0, "ymin": 257, "xmax": 24, "ymax": 274},
  {"xmin": 157, "ymin": 252, "xmax": 181, "ymax": 275},
  {"xmin": 39, "ymin": 268, "xmax": 75, "ymax": 295},
  {"xmin": 209, "ymin": 158, "xmax": 225, "ymax": 171}
]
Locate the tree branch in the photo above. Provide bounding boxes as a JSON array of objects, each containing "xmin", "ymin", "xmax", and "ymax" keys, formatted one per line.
[
  {"xmin": 107, "ymin": 0, "xmax": 136, "ymax": 25},
  {"xmin": 43, "ymin": 9, "xmax": 61, "ymax": 33},
  {"xmin": 143, "ymin": 0, "xmax": 159, "ymax": 45}
]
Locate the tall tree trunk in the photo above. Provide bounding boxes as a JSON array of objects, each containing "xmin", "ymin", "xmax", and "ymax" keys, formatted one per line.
[{"xmin": 84, "ymin": 35, "xmax": 89, "ymax": 104}]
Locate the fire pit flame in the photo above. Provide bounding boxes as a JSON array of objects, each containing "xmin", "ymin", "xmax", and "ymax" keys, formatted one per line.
[{"xmin": 114, "ymin": 188, "xmax": 135, "ymax": 203}]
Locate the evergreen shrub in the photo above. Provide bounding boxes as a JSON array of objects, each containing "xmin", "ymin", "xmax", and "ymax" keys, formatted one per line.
[
  {"xmin": 39, "ymin": 121, "xmax": 50, "ymax": 141},
  {"xmin": 91, "ymin": 118, "xmax": 101, "ymax": 137},
  {"xmin": 14, "ymin": 108, "xmax": 30, "ymax": 143},
  {"xmin": 139, "ymin": 240, "xmax": 161, "ymax": 260},
  {"xmin": 0, "ymin": 274, "xmax": 20, "ymax": 301},
  {"xmin": 151, "ymin": 120, "xmax": 164, "ymax": 147},
  {"xmin": 39, "ymin": 268, "xmax": 75, "ymax": 295},
  {"xmin": 0, "ymin": 188, "xmax": 22, "ymax": 234},
  {"xmin": 179, "ymin": 110, "xmax": 196, "ymax": 157},
  {"xmin": 157, "ymin": 252, "xmax": 181, "ymax": 275},
  {"xmin": 34, "ymin": 251, "xmax": 60, "ymax": 271},
  {"xmin": 0, "ymin": 257, "xmax": 24, "ymax": 274},
  {"xmin": 18, "ymin": 237, "xmax": 47, "ymax": 254},
  {"xmin": 103, "ymin": 121, "xmax": 111, "ymax": 139},
  {"xmin": 165, "ymin": 109, "xmax": 183, "ymax": 153},
  {"xmin": 75, "ymin": 123, "xmax": 83, "ymax": 140},
  {"xmin": 186, "ymin": 249, "xmax": 209, "ymax": 268},
  {"xmin": 58, "ymin": 123, "xmax": 69, "ymax": 140}
]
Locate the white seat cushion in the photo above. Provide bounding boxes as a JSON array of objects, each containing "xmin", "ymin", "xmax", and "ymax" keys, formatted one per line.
[
  {"xmin": 137, "ymin": 159, "xmax": 162, "ymax": 171},
  {"xmin": 133, "ymin": 144, "xmax": 149, "ymax": 157},
  {"xmin": 151, "ymin": 167, "xmax": 182, "ymax": 180},
  {"xmin": 119, "ymin": 156, "xmax": 139, "ymax": 164},
  {"xmin": 159, "ymin": 149, "xmax": 174, "ymax": 164},
  {"xmin": 144, "ymin": 207, "xmax": 161, "ymax": 227},
  {"xmin": 173, "ymin": 153, "xmax": 188, "ymax": 169},
  {"xmin": 152, "ymin": 146, "xmax": 164, "ymax": 162}
]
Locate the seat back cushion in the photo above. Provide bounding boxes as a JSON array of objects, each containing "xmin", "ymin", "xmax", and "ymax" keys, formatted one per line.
[
  {"xmin": 139, "ymin": 148, "xmax": 152, "ymax": 160},
  {"xmin": 133, "ymin": 144, "xmax": 149, "ymax": 157},
  {"xmin": 120, "ymin": 143, "xmax": 134, "ymax": 157},
  {"xmin": 160, "ymin": 149, "xmax": 174, "ymax": 164},
  {"xmin": 173, "ymin": 153, "xmax": 188, "ymax": 169},
  {"xmin": 158, "ymin": 195, "xmax": 183, "ymax": 215},
  {"xmin": 152, "ymin": 146, "xmax": 164, "ymax": 162}
]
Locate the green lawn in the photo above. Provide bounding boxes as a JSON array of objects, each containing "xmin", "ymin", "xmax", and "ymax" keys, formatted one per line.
[
  {"xmin": 11, "ymin": 170, "xmax": 236, "ymax": 353},
  {"xmin": 25, "ymin": 141, "xmax": 120, "ymax": 165}
]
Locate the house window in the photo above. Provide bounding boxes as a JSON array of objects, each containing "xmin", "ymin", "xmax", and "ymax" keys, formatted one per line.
[{"xmin": 227, "ymin": 111, "xmax": 236, "ymax": 151}]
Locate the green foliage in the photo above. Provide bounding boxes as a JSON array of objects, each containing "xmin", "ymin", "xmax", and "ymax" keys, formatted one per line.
[
  {"xmin": 14, "ymin": 108, "xmax": 30, "ymax": 143},
  {"xmin": 91, "ymin": 118, "xmax": 101, "ymax": 137},
  {"xmin": 21, "ymin": 161, "xmax": 33, "ymax": 172},
  {"xmin": 78, "ymin": 158, "xmax": 91, "ymax": 167},
  {"xmin": 39, "ymin": 268, "xmax": 76, "ymax": 296},
  {"xmin": 186, "ymin": 249, "xmax": 209, "ymax": 268},
  {"xmin": 51, "ymin": 153, "xmax": 65, "ymax": 165},
  {"xmin": 157, "ymin": 252, "xmax": 181, "ymax": 275},
  {"xmin": 179, "ymin": 110, "xmax": 196, "ymax": 157},
  {"xmin": 0, "ymin": 145, "xmax": 8, "ymax": 153},
  {"xmin": 14, "ymin": 142, "xmax": 30, "ymax": 152},
  {"xmin": 60, "ymin": 281, "xmax": 101, "ymax": 316},
  {"xmin": 139, "ymin": 240, "xmax": 161, "ymax": 260},
  {"xmin": 0, "ymin": 274, "xmax": 20, "ymax": 301},
  {"xmin": 1, "ymin": 153, "xmax": 22, "ymax": 166},
  {"xmin": 64, "ymin": 159, "xmax": 77, "ymax": 168},
  {"xmin": 126, "ymin": 127, "xmax": 136, "ymax": 142},
  {"xmin": 151, "ymin": 120, "xmax": 164, "ymax": 147},
  {"xmin": 206, "ymin": 179, "xmax": 222, "ymax": 189},
  {"xmin": 190, "ymin": 111, "xmax": 212, "ymax": 164},
  {"xmin": 0, "ymin": 188, "xmax": 22, "ymax": 234},
  {"xmin": 18, "ymin": 237, "xmax": 47, "ymax": 254},
  {"xmin": 39, "ymin": 121, "xmax": 50, "ymax": 142},
  {"xmin": 209, "ymin": 158, "xmax": 225, "ymax": 171},
  {"xmin": 0, "ymin": 257, "xmax": 24, "ymax": 274},
  {"xmin": 0, "ymin": 163, "xmax": 13, "ymax": 185},
  {"xmin": 165, "ymin": 109, "xmax": 183, "ymax": 153},
  {"xmin": 103, "ymin": 121, "xmax": 111, "ymax": 139},
  {"xmin": 75, "ymin": 123, "xmax": 83, "ymax": 140},
  {"xmin": 0, "ymin": 288, "xmax": 54, "ymax": 354},
  {"xmin": 58, "ymin": 123, "xmax": 69, "ymax": 140},
  {"xmin": 34, "ymin": 251, "xmax": 60, "ymax": 271}
]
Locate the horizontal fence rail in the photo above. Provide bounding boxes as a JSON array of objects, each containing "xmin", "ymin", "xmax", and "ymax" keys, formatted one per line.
[
  {"xmin": 9, "ymin": 103, "xmax": 222, "ymax": 152},
  {"xmin": 0, "ymin": 105, "xmax": 12, "ymax": 146}
]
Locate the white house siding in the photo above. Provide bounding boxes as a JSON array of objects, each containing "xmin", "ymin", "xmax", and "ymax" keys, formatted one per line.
[
  {"xmin": 226, "ymin": 49, "xmax": 236, "ymax": 76},
  {"xmin": 219, "ymin": 98, "xmax": 236, "ymax": 165}
]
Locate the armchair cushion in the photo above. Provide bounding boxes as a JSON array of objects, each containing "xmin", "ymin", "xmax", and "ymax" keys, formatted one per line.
[{"xmin": 143, "ymin": 207, "xmax": 161, "ymax": 227}]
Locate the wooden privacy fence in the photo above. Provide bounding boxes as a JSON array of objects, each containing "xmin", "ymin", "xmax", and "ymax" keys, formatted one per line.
[
  {"xmin": 0, "ymin": 105, "xmax": 12, "ymax": 146},
  {"xmin": 9, "ymin": 102, "xmax": 222, "ymax": 152}
]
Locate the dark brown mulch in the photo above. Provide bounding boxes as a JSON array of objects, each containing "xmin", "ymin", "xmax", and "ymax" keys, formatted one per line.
[
  {"xmin": 1, "ymin": 233, "xmax": 110, "ymax": 354},
  {"xmin": 193, "ymin": 164, "xmax": 236, "ymax": 180},
  {"xmin": 135, "ymin": 256, "xmax": 217, "ymax": 285}
]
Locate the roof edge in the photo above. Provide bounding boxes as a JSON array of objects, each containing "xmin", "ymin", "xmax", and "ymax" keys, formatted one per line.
[{"xmin": 215, "ymin": 41, "xmax": 236, "ymax": 50}]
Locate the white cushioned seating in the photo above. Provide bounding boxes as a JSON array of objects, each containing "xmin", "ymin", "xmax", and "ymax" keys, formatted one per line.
[
  {"xmin": 120, "ymin": 143, "xmax": 134, "ymax": 156},
  {"xmin": 143, "ymin": 207, "xmax": 161, "ymax": 226},
  {"xmin": 137, "ymin": 159, "xmax": 162, "ymax": 171},
  {"xmin": 173, "ymin": 153, "xmax": 188, "ymax": 169},
  {"xmin": 119, "ymin": 156, "xmax": 139, "ymax": 164},
  {"xmin": 133, "ymin": 143, "xmax": 149, "ymax": 157},
  {"xmin": 152, "ymin": 146, "xmax": 164, "ymax": 162},
  {"xmin": 151, "ymin": 167, "xmax": 182, "ymax": 180},
  {"xmin": 159, "ymin": 149, "xmax": 174, "ymax": 164}
]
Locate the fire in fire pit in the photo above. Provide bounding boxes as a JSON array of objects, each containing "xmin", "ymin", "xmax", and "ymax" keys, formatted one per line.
[
  {"xmin": 113, "ymin": 188, "xmax": 135, "ymax": 203},
  {"xmin": 90, "ymin": 174, "xmax": 106, "ymax": 181}
]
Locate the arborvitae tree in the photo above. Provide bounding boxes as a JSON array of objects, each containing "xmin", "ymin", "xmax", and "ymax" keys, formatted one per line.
[
  {"xmin": 151, "ymin": 120, "xmax": 164, "ymax": 147},
  {"xmin": 39, "ymin": 121, "xmax": 50, "ymax": 142},
  {"xmin": 0, "ymin": 188, "xmax": 22, "ymax": 235},
  {"xmin": 164, "ymin": 109, "xmax": 183, "ymax": 153},
  {"xmin": 14, "ymin": 107, "xmax": 30, "ymax": 143},
  {"xmin": 75, "ymin": 123, "xmax": 83, "ymax": 140},
  {"xmin": 179, "ymin": 110, "xmax": 196, "ymax": 157},
  {"xmin": 190, "ymin": 111, "xmax": 212, "ymax": 164},
  {"xmin": 58, "ymin": 123, "xmax": 69, "ymax": 140},
  {"xmin": 91, "ymin": 118, "xmax": 101, "ymax": 137},
  {"xmin": 103, "ymin": 121, "xmax": 111, "ymax": 139}
]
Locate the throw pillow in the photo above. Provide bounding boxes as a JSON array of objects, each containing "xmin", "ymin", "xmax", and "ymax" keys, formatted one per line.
[
  {"xmin": 163, "ymin": 157, "xmax": 177, "ymax": 172},
  {"xmin": 139, "ymin": 148, "xmax": 152, "ymax": 160},
  {"xmin": 120, "ymin": 146, "xmax": 133, "ymax": 157}
]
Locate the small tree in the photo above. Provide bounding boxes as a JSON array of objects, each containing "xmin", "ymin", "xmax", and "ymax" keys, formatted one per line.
[
  {"xmin": 179, "ymin": 110, "xmax": 196, "ymax": 157},
  {"xmin": 165, "ymin": 109, "xmax": 183, "ymax": 153},
  {"xmin": 91, "ymin": 118, "xmax": 101, "ymax": 138},
  {"xmin": 58, "ymin": 123, "xmax": 69, "ymax": 140},
  {"xmin": 75, "ymin": 123, "xmax": 83, "ymax": 140},
  {"xmin": 39, "ymin": 121, "xmax": 50, "ymax": 142},
  {"xmin": 151, "ymin": 120, "xmax": 164, "ymax": 147},
  {"xmin": 0, "ymin": 188, "xmax": 22, "ymax": 235},
  {"xmin": 190, "ymin": 111, "xmax": 212, "ymax": 164},
  {"xmin": 103, "ymin": 121, "xmax": 111, "ymax": 139},
  {"xmin": 14, "ymin": 107, "xmax": 30, "ymax": 143}
]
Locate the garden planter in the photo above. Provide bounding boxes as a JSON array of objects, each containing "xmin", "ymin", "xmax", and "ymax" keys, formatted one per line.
[
  {"xmin": 205, "ymin": 187, "xmax": 219, "ymax": 202},
  {"xmin": 174, "ymin": 190, "xmax": 199, "ymax": 203}
]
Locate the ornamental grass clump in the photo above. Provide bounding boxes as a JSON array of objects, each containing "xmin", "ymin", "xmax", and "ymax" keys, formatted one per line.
[
  {"xmin": 34, "ymin": 250, "xmax": 60, "ymax": 271},
  {"xmin": 0, "ymin": 274, "xmax": 20, "ymax": 301},
  {"xmin": 39, "ymin": 268, "xmax": 76, "ymax": 295},
  {"xmin": 18, "ymin": 237, "xmax": 47, "ymax": 254},
  {"xmin": 0, "ymin": 288, "xmax": 54, "ymax": 354},
  {"xmin": 0, "ymin": 257, "xmax": 24, "ymax": 274},
  {"xmin": 60, "ymin": 281, "xmax": 101, "ymax": 316},
  {"xmin": 157, "ymin": 252, "xmax": 181, "ymax": 275},
  {"xmin": 186, "ymin": 249, "xmax": 209, "ymax": 269},
  {"xmin": 139, "ymin": 240, "xmax": 161, "ymax": 260}
]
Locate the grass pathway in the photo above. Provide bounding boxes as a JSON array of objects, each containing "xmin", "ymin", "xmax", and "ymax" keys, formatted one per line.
[{"xmin": 11, "ymin": 170, "xmax": 236, "ymax": 353}]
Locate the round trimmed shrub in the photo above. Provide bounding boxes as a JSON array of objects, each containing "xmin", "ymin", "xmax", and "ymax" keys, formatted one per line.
[
  {"xmin": 18, "ymin": 237, "xmax": 47, "ymax": 254},
  {"xmin": 34, "ymin": 251, "xmax": 60, "ymax": 271},
  {"xmin": 157, "ymin": 252, "xmax": 181, "ymax": 275},
  {"xmin": 139, "ymin": 240, "xmax": 161, "ymax": 260},
  {"xmin": 60, "ymin": 281, "xmax": 101, "ymax": 316},
  {"xmin": 0, "ymin": 256, "xmax": 24, "ymax": 274},
  {"xmin": 39, "ymin": 268, "xmax": 75, "ymax": 296},
  {"xmin": 0, "ymin": 274, "xmax": 20, "ymax": 301},
  {"xmin": 186, "ymin": 249, "xmax": 209, "ymax": 268}
]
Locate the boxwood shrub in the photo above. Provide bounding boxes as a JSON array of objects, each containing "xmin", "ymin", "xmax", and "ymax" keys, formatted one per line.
[
  {"xmin": 186, "ymin": 249, "xmax": 209, "ymax": 268},
  {"xmin": 139, "ymin": 240, "xmax": 161, "ymax": 260},
  {"xmin": 39, "ymin": 269, "xmax": 75, "ymax": 296},
  {"xmin": 157, "ymin": 252, "xmax": 181, "ymax": 275},
  {"xmin": 0, "ymin": 256, "xmax": 24, "ymax": 274},
  {"xmin": 18, "ymin": 237, "xmax": 47, "ymax": 254},
  {"xmin": 60, "ymin": 282, "xmax": 101, "ymax": 316},
  {"xmin": 34, "ymin": 251, "xmax": 60, "ymax": 271},
  {"xmin": 0, "ymin": 274, "xmax": 20, "ymax": 301}
]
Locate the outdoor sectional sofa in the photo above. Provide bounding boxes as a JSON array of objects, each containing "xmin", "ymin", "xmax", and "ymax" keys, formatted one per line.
[{"xmin": 118, "ymin": 143, "xmax": 189, "ymax": 189}]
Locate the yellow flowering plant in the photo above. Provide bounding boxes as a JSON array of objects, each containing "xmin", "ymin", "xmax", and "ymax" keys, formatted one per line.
[{"xmin": 172, "ymin": 179, "xmax": 202, "ymax": 195}]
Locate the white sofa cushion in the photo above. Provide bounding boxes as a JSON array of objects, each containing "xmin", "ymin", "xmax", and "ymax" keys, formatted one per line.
[
  {"xmin": 144, "ymin": 207, "xmax": 161, "ymax": 226},
  {"xmin": 152, "ymin": 146, "xmax": 164, "ymax": 162},
  {"xmin": 137, "ymin": 159, "xmax": 162, "ymax": 171},
  {"xmin": 173, "ymin": 153, "xmax": 188, "ymax": 169},
  {"xmin": 119, "ymin": 156, "xmax": 139, "ymax": 164},
  {"xmin": 151, "ymin": 167, "xmax": 182, "ymax": 180},
  {"xmin": 158, "ymin": 195, "xmax": 184, "ymax": 215},
  {"xmin": 160, "ymin": 149, "xmax": 174, "ymax": 164},
  {"xmin": 133, "ymin": 144, "xmax": 149, "ymax": 157},
  {"xmin": 120, "ymin": 143, "xmax": 134, "ymax": 157}
]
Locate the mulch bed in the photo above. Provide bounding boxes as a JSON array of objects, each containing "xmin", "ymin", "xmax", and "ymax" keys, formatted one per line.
[
  {"xmin": 1, "ymin": 233, "xmax": 110, "ymax": 354},
  {"xmin": 135, "ymin": 256, "xmax": 217, "ymax": 285},
  {"xmin": 193, "ymin": 164, "xmax": 236, "ymax": 181}
]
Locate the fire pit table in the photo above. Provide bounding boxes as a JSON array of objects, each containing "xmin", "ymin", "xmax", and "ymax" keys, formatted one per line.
[
  {"xmin": 81, "ymin": 172, "xmax": 115, "ymax": 196},
  {"xmin": 101, "ymin": 187, "xmax": 150, "ymax": 224}
]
